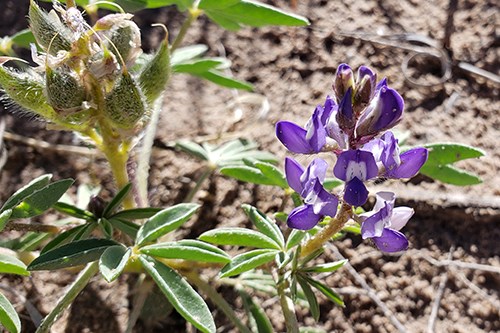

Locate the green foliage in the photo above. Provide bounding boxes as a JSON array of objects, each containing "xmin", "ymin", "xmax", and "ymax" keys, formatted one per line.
[
  {"xmin": 136, "ymin": 203, "xmax": 200, "ymax": 246},
  {"xmin": 199, "ymin": 228, "xmax": 281, "ymax": 250},
  {"xmin": 0, "ymin": 253, "xmax": 29, "ymax": 276},
  {"xmin": 139, "ymin": 255, "xmax": 216, "ymax": 333},
  {"xmin": 418, "ymin": 143, "xmax": 485, "ymax": 185},
  {"xmin": 99, "ymin": 245, "xmax": 131, "ymax": 282},
  {"xmin": 220, "ymin": 249, "xmax": 279, "ymax": 278},
  {"xmin": 28, "ymin": 239, "xmax": 119, "ymax": 271},
  {"xmin": 140, "ymin": 240, "xmax": 231, "ymax": 263},
  {"xmin": 0, "ymin": 293, "xmax": 21, "ymax": 333},
  {"xmin": 239, "ymin": 289, "xmax": 274, "ymax": 333},
  {"xmin": 220, "ymin": 160, "xmax": 288, "ymax": 188},
  {"xmin": 176, "ymin": 138, "xmax": 277, "ymax": 167},
  {"xmin": 242, "ymin": 204, "xmax": 285, "ymax": 248},
  {"xmin": 199, "ymin": 0, "xmax": 310, "ymax": 30}
]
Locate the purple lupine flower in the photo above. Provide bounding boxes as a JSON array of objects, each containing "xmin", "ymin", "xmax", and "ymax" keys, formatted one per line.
[
  {"xmin": 276, "ymin": 97, "xmax": 334, "ymax": 154},
  {"xmin": 360, "ymin": 191, "xmax": 413, "ymax": 252},
  {"xmin": 333, "ymin": 150, "xmax": 378, "ymax": 206},
  {"xmin": 362, "ymin": 132, "xmax": 428, "ymax": 178},
  {"xmin": 285, "ymin": 157, "xmax": 339, "ymax": 230},
  {"xmin": 355, "ymin": 82, "xmax": 404, "ymax": 139},
  {"xmin": 336, "ymin": 87, "xmax": 355, "ymax": 133}
]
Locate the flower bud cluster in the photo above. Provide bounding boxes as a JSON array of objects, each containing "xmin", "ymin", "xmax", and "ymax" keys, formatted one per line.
[
  {"xmin": 276, "ymin": 64, "xmax": 429, "ymax": 252},
  {"xmin": 0, "ymin": 1, "xmax": 170, "ymax": 136}
]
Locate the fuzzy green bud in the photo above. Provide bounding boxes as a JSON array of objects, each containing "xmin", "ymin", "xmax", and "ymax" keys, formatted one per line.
[
  {"xmin": 29, "ymin": 0, "xmax": 73, "ymax": 54},
  {"xmin": 104, "ymin": 71, "xmax": 146, "ymax": 129},
  {"xmin": 45, "ymin": 66, "xmax": 87, "ymax": 114},
  {"xmin": 138, "ymin": 34, "xmax": 170, "ymax": 106},
  {"xmin": 95, "ymin": 14, "xmax": 142, "ymax": 68},
  {"xmin": 0, "ymin": 58, "xmax": 57, "ymax": 120}
]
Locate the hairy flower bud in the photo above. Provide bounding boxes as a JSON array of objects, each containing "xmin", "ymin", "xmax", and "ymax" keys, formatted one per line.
[
  {"xmin": 96, "ymin": 15, "xmax": 142, "ymax": 68},
  {"xmin": 29, "ymin": 0, "xmax": 73, "ymax": 54},
  {"xmin": 139, "ymin": 34, "xmax": 170, "ymax": 105},
  {"xmin": 104, "ymin": 71, "xmax": 146, "ymax": 129},
  {"xmin": 0, "ymin": 58, "xmax": 57, "ymax": 120},
  {"xmin": 45, "ymin": 66, "xmax": 87, "ymax": 114},
  {"xmin": 353, "ymin": 66, "xmax": 376, "ymax": 109}
]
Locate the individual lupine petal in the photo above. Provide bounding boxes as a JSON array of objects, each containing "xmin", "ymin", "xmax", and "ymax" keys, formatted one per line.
[
  {"xmin": 333, "ymin": 149, "xmax": 378, "ymax": 182},
  {"xmin": 356, "ymin": 85, "xmax": 404, "ymax": 138},
  {"xmin": 301, "ymin": 158, "xmax": 328, "ymax": 186},
  {"xmin": 344, "ymin": 177, "xmax": 369, "ymax": 207},
  {"xmin": 361, "ymin": 137, "xmax": 384, "ymax": 162},
  {"xmin": 387, "ymin": 147, "xmax": 428, "ymax": 178},
  {"xmin": 305, "ymin": 105, "xmax": 327, "ymax": 152},
  {"xmin": 373, "ymin": 191, "xmax": 395, "ymax": 212},
  {"xmin": 321, "ymin": 95, "xmax": 336, "ymax": 124},
  {"xmin": 333, "ymin": 63, "xmax": 354, "ymax": 103},
  {"xmin": 375, "ymin": 78, "xmax": 387, "ymax": 91},
  {"xmin": 390, "ymin": 207, "xmax": 414, "ymax": 230},
  {"xmin": 326, "ymin": 112, "xmax": 348, "ymax": 150},
  {"xmin": 276, "ymin": 121, "xmax": 312, "ymax": 154},
  {"xmin": 371, "ymin": 228, "xmax": 408, "ymax": 252},
  {"xmin": 361, "ymin": 206, "xmax": 386, "ymax": 239},
  {"xmin": 285, "ymin": 157, "xmax": 304, "ymax": 193},
  {"xmin": 303, "ymin": 179, "xmax": 338, "ymax": 217},
  {"xmin": 336, "ymin": 87, "xmax": 355, "ymax": 131},
  {"xmin": 354, "ymin": 66, "xmax": 377, "ymax": 105},
  {"xmin": 287, "ymin": 205, "xmax": 322, "ymax": 230},
  {"xmin": 379, "ymin": 132, "xmax": 401, "ymax": 170}
]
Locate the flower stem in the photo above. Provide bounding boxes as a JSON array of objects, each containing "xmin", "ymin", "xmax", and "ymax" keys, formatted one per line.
[
  {"xmin": 171, "ymin": 7, "xmax": 202, "ymax": 52},
  {"xmin": 183, "ymin": 270, "xmax": 253, "ymax": 333},
  {"xmin": 185, "ymin": 166, "xmax": 213, "ymax": 202},
  {"xmin": 300, "ymin": 203, "xmax": 352, "ymax": 259},
  {"xmin": 275, "ymin": 269, "xmax": 299, "ymax": 333},
  {"xmin": 35, "ymin": 262, "xmax": 99, "ymax": 333}
]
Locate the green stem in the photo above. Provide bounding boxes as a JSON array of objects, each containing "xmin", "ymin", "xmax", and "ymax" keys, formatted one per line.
[
  {"xmin": 185, "ymin": 166, "xmax": 213, "ymax": 202},
  {"xmin": 36, "ymin": 262, "xmax": 99, "ymax": 333},
  {"xmin": 184, "ymin": 271, "xmax": 253, "ymax": 333},
  {"xmin": 300, "ymin": 203, "xmax": 351, "ymax": 259},
  {"xmin": 276, "ymin": 270, "xmax": 299, "ymax": 333},
  {"xmin": 171, "ymin": 7, "xmax": 202, "ymax": 52}
]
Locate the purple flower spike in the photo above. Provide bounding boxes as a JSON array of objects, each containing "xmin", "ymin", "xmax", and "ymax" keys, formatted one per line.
[
  {"xmin": 356, "ymin": 85, "xmax": 404, "ymax": 138},
  {"xmin": 287, "ymin": 205, "xmax": 322, "ymax": 230},
  {"xmin": 333, "ymin": 149, "xmax": 378, "ymax": 206},
  {"xmin": 360, "ymin": 191, "xmax": 413, "ymax": 252}
]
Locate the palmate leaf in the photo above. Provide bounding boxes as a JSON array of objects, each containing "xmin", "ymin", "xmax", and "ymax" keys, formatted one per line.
[
  {"xmin": 0, "ymin": 292, "xmax": 21, "ymax": 333},
  {"xmin": 139, "ymin": 255, "xmax": 216, "ymax": 333},
  {"xmin": 28, "ymin": 239, "xmax": 118, "ymax": 271},
  {"xmin": 136, "ymin": 203, "xmax": 200, "ymax": 246},
  {"xmin": 199, "ymin": 0, "xmax": 309, "ymax": 31},
  {"xmin": 140, "ymin": 240, "xmax": 230, "ymax": 264},
  {"xmin": 199, "ymin": 227, "xmax": 280, "ymax": 250}
]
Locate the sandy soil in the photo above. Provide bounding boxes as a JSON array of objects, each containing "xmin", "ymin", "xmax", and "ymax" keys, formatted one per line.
[{"xmin": 0, "ymin": 0, "xmax": 498, "ymax": 332}]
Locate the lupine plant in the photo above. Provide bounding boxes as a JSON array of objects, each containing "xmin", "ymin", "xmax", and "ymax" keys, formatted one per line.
[{"xmin": 0, "ymin": 1, "xmax": 486, "ymax": 333}]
